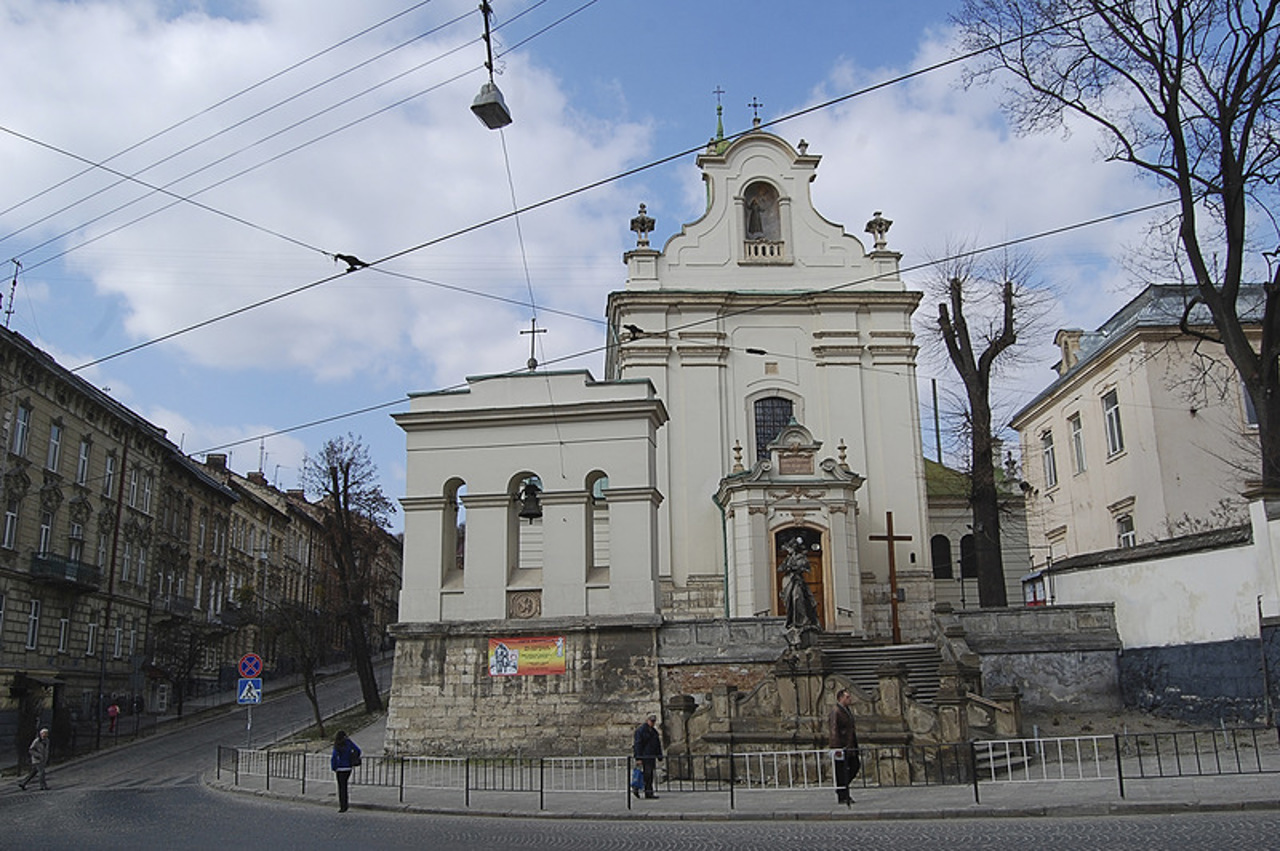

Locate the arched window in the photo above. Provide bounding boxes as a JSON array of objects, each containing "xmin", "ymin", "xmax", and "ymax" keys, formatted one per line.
[
  {"xmin": 930, "ymin": 534, "xmax": 953, "ymax": 579},
  {"xmin": 442, "ymin": 478, "xmax": 466, "ymax": 587},
  {"xmin": 509, "ymin": 474, "xmax": 544, "ymax": 577},
  {"xmin": 959, "ymin": 534, "xmax": 977, "ymax": 579},
  {"xmin": 754, "ymin": 396, "xmax": 794, "ymax": 462},
  {"xmin": 586, "ymin": 472, "xmax": 609, "ymax": 582}
]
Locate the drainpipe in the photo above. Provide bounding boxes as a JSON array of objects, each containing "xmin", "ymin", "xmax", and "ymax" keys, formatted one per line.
[
  {"xmin": 96, "ymin": 432, "xmax": 128, "ymax": 752},
  {"xmin": 713, "ymin": 493, "xmax": 730, "ymax": 619}
]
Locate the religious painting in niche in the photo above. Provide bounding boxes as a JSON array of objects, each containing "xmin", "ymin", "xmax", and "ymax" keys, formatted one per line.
[
  {"xmin": 773, "ymin": 526, "xmax": 825, "ymax": 629},
  {"xmin": 743, "ymin": 181, "xmax": 781, "ymax": 242}
]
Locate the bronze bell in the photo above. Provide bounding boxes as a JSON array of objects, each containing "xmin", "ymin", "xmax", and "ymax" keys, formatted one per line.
[{"xmin": 517, "ymin": 480, "xmax": 542, "ymax": 522}]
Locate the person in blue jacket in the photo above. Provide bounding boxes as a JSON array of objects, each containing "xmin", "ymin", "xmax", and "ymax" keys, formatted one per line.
[
  {"xmin": 632, "ymin": 713, "xmax": 663, "ymax": 799},
  {"xmin": 330, "ymin": 730, "xmax": 361, "ymax": 812}
]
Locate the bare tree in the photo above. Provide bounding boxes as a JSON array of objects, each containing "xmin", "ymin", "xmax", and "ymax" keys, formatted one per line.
[
  {"xmin": 264, "ymin": 600, "xmax": 332, "ymax": 736},
  {"xmin": 148, "ymin": 619, "xmax": 227, "ymax": 718},
  {"xmin": 956, "ymin": 0, "xmax": 1280, "ymax": 491},
  {"xmin": 302, "ymin": 435, "xmax": 395, "ymax": 714},
  {"xmin": 932, "ymin": 250, "xmax": 1050, "ymax": 606}
]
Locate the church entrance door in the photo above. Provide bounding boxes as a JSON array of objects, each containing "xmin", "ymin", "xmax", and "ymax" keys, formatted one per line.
[{"xmin": 773, "ymin": 527, "xmax": 826, "ymax": 629}]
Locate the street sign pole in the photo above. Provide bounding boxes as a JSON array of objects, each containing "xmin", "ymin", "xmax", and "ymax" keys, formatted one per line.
[{"xmin": 237, "ymin": 655, "xmax": 264, "ymax": 750}]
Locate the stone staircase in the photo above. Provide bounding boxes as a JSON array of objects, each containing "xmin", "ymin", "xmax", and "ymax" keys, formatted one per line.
[{"xmin": 816, "ymin": 636, "xmax": 944, "ymax": 704}]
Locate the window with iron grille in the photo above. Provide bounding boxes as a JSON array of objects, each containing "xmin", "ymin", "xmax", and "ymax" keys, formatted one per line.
[{"xmin": 753, "ymin": 396, "xmax": 794, "ymax": 462}]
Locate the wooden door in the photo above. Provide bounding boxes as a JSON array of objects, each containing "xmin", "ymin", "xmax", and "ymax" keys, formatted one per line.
[{"xmin": 774, "ymin": 527, "xmax": 826, "ymax": 629}]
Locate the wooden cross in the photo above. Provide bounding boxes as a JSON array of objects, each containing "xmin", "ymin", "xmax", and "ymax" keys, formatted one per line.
[
  {"xmin": 869, "ymin": 510, "xmax": 913, "ymax": 644},
  {"xmin": 520, "ymin": 318, "xmax": 546, "ymax": 371}
]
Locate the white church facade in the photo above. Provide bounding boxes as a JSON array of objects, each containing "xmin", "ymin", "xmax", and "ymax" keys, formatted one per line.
[{"xmin": 386, "ymin": 128, "xmax": 937, "ymax": 756}]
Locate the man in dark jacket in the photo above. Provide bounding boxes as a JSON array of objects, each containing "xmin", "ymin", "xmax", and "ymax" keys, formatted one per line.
[
  {"xmin": 19, "ymin": 728, "xmax": 50, "ymax": 791},
  {"xmin": 632, "ymin": 713, "xmax": 663, "ymax": 799},
  {"xmin": 828, "ymin": 688, "xmax": 859, "ymax": 805}
]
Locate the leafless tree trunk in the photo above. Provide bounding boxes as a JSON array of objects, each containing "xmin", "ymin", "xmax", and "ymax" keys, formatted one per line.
[
  {"xmin": 303, "ymin": 435, "xmax": 394, "ymax": 714},
  {"xmin": 957, "ymin": 0, "xmax": 1280, "ymax": 491},
  {"xmin": 938, "ymin": 277, "xmax": 1018, "ymax": 607}
]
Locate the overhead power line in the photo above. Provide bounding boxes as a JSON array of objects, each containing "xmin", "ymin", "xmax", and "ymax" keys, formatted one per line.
[
  {"xmin": 64, "ymin": 1, "xmax": 1150, "ymax": 374},
  {"xmin": 193, "ymin": 197, "xmax": 1179, "ymax": 456},
  {"xmin": 0, "ymin": 0, "xmax": 443, "ymax": 224}
]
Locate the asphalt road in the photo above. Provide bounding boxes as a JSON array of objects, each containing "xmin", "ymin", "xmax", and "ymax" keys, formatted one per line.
[{"xmin": 3, "ymin": 783, "xmax": 1280, "ymax": 850}]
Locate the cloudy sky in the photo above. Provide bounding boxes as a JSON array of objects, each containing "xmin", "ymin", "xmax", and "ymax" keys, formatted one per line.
[{"xmin": 0, "ymin": 0, "xmax": 1170, "ymax": 521}]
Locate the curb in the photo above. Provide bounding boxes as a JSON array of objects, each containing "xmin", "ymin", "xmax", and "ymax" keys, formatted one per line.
[{"xmin": 201, "ymin": 772, "xmax": 1280, "ymax": 822}]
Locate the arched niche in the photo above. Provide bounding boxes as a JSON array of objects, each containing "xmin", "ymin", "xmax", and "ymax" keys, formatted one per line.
[
  {"xmin": 442, "ymin": 477, "xmax": 466, "ymax": 589},
  {"xmin": 585, "ymin": 470, "xmax": 610, "ymax": 584}
]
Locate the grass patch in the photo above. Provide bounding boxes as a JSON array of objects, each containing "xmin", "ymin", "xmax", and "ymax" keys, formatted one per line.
[{"xmin": 278, "ymin": 694, "xmax": 388, "ymax": 748}]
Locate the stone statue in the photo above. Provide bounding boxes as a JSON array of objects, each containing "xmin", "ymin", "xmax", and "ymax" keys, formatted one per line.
[{"xmin": 778, "ymin": 536, "xmax": 820, "ymax": 633}]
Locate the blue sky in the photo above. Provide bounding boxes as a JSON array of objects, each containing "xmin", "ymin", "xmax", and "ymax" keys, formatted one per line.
[{"xmin": 0, "ymin": 0, "xmax": 1168, "ymax": 525}]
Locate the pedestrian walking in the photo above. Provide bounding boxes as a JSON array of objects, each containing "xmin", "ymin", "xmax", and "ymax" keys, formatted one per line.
[
  {"xmin": 632, "ymin": 713, "xmax": 663, "ymax": 799},
  {"xmin": 107, "ymin": 702, "xmax": 119, "ymax": 733},
  {"xmin": 330, "ymin": 730, "xmax": 361, "ymax": 813},
  {"xmin": 828, "ymin": 688, "xmax": 860, "ymax": 806},
  {"xmin": 18, "ymin": 728, "xmax": 50, "ymax": 791}
]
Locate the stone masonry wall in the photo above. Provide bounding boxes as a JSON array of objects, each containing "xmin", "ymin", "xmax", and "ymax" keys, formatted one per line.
[
  {"xmin": 385, "ymin": 615, "xmax": 791, "ymax": 758},
  {"xmin": 385, "ymin": 615, "xmax": 662, "ymax": 757}
]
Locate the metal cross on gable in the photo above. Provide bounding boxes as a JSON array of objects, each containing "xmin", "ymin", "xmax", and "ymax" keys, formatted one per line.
[
  {"xmin": 520, "ymin": 317, "xmax": 546, "ymax": 371},
  {"xmin": 713, "ymin": 85, "xmax": 726, "ymax": 105},
  {"xmin": 747, "ymin": 97, "xmax": 764, "ymax": 125}
]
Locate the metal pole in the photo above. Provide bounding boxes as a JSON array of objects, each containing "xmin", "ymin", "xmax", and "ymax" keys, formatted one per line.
[
  {"xmin": 969, "ymin": 741, "xmax": 980, "ymax": 804},
  {"xmin": 1114, "ymin": 733, "xmax": 1125, "ymax": 798},
  {"xmin": 1259, "ymin": 596, "xmax": 1273, "ymax": 726},
  {"xmin": 932, "ymin": 378, "xmax": 943, "ymax": 463},
  {"xmin": 727, "ymin": 734, "xmax": 735, "ymax": 810},
  {"xmin": 245, "ymin": 704, "xmax": 252, "ymax": 749}
]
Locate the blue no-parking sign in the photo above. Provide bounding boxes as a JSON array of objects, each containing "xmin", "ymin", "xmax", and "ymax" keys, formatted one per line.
[{"xmin": 238, "ymin": 653, "xmax": 263, "ymax": 678}]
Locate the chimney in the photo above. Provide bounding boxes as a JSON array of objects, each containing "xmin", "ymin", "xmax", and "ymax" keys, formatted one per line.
[
  {"xmin": 1053, "ymin": 329, "xmax": 1084, "ymax": 377},
  {"xmin": 206, "ymin": 454, "xmax": 228, "ymax": 471},
  {"xmin": 248, "ymin": 471, "xmax": 267, "ymax": 486}
]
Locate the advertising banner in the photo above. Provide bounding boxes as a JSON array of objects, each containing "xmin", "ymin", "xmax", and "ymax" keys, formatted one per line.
[{"xmin": 488, "ymin": 636, "xmax": 566, "ymax": 676}]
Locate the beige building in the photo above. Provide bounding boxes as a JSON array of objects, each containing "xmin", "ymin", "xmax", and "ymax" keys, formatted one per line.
[{"xmin": 1011, "ymin": 284, "xmax": 1261, "ymax": 572}]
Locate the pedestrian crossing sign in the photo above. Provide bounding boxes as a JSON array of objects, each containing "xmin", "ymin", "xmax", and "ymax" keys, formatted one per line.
[{"xmin": 237, "ymin": 678, "xmax": 262, "ymax": 705}]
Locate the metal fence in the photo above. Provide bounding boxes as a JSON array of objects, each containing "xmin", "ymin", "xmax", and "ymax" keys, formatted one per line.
[
  {"xmin": 217, "ymin": 742, "xmax": 981, "ymax": 808},
  {"xmin": 215, "ymin": 727, "xmax": 1280, "ymax": 809},
  {"xmin": 1116, "ymin": 726, "xmax": 1280, "ymax": 797},
  {"xmin": 974, "ymin": 735, "xmax": 1114, "ymax": 784}
]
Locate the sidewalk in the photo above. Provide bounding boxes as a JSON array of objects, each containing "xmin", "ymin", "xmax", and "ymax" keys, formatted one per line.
[{"xmin": 205, "ymin": 711, "xmax": 1280, "ymax": 821}]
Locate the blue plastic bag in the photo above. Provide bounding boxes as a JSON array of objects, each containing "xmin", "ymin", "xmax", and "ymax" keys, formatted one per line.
[{"xmin": 630, "ymin": 766, "xmax": 644, "ymax": 790}]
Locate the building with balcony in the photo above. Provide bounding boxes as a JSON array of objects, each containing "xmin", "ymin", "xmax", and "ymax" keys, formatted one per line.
[{"xmin": 0, "ymin": 325, "xmax": 172, "ymax": 756}]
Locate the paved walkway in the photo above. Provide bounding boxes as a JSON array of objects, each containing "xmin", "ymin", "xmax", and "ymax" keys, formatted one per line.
[{"xmin": 206, "ymin": 711, "xmax": 1280, "ymax": 821}]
